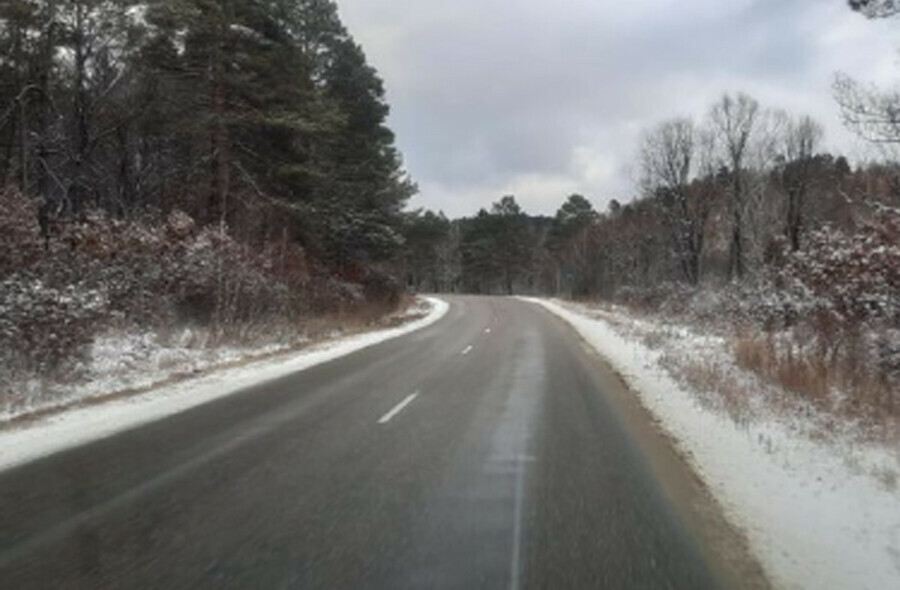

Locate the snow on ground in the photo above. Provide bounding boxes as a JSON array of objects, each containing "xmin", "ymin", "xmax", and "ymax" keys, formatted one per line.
[
  {"xmin": 10, "ymin": 333, "xmax": 292, "ymax": 417},
  {"xmin": 2, "ymin": 297, "xmax": 438, "ymax": 421},
  {"xmin": 0, "ymin": 297, "xmax": 448, "ymax": 473},
  {"xmin": 522, "ymin": 297, "xmax": 900, "ymax": 590}
]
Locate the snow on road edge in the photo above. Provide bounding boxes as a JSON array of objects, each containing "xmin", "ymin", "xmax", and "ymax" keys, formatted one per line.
[
  {"xmin": 0, "ymin": 297, "xmax": 449, "ymax": 473},
  {"xmin": 522, "ymin": 297, "xmax": 900, "ymax": 590}
]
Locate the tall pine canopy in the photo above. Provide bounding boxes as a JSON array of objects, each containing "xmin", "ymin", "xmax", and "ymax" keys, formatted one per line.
[{"xmin": 0, "ymin": 0, "xmax": 413, "ymax": 277}]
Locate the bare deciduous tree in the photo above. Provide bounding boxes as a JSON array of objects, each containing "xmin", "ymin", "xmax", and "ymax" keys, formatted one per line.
[
  {"xmin": 709, "ymin": 93, "xmax": 760, "ymax": 280},
  {"xmin": 640, "ymin": 118, "xmax": 708, "ymax": 284},
  {"xmin": 835, "ymin": 2, "xmax": 900, "ymax": 144},
  {"xmin": 834, "ymin": 74, "xmax": 900, "ymax": 144},
  {"xmin": 777, "ymin": 115, "xmax": 824, "ymax": 251},
  {"xmin": 848, "ymin": 0, "xmax": 900, "ymax": 18}
]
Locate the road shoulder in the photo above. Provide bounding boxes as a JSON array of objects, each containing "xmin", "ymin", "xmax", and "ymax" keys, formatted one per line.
[
  {"xmin": 522, "ymin": 297, "xmax": 772, "ymax": 590},
  {"xmin": 0, "ymin": 297, "xmax": 449, "ymax": 473}
]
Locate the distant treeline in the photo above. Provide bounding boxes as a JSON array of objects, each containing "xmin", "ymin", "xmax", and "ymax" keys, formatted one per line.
[
  {"xmin": 400, "ymin": 4, "xmax": 900, "ymax": 304},
  {"xmin": 400, "ymin": 90, "xmax": 900, "ymax": 421},
  {"xmin": 402, "ymin": 92, "xmax": 900, "ymax": 305}
]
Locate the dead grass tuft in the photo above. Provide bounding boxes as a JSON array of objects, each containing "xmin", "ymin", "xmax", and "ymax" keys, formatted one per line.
[
  {"xmin": 660, "ymin": 354, "xmax": 755, "ymax": 428},
  {"xmin": 733, "ymin": 326, "xmax": 899, "ymax": 436}
]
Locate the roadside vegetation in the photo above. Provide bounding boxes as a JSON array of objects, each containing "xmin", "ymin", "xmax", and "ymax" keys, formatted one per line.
[
  {"xmin": 1, "ymin": 1, "xmax": 897, "ymax": 435},
  {"xmin": 0, "ymin": 0, "xmax": 414, "ymax": 414},
  {"xmin": 403, "ymin": 3, "xmax": 900, "ymax": 438}
]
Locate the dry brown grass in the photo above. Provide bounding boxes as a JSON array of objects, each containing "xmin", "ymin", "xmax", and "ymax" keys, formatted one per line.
[
  {"xmin": 660, "ymin": 354, "xmax": 756, "ymax": 428},
  {"xmin": 298, "ymin": 294, "xmax": 418, "ymax": 340},
  {"xmin": 733, "ymin": 328, "xmax": 899, "ymax": 435},
  {"xmin": 735, "ymin": 337, "xmax": 827, "ymax": 402}
]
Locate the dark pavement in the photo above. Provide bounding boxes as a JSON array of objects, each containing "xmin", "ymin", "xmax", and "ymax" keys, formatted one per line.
[{"xmin": 0, "ymin": 296, "xmax": 750, "ymax": 589}]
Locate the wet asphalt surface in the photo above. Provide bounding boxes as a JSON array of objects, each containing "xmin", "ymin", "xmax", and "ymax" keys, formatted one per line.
[{"xmin": 0, "ymin": 296, "xmax": 725, "ymax": 589}]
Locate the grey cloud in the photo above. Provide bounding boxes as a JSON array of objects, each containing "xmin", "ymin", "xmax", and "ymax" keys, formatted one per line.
[{"xmin": 339, "ymin": 0, "xmax": 898, "ymax": 216}]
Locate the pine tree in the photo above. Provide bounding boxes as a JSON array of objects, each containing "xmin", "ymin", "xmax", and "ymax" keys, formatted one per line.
[{"xmin": 1, "ymin": 0, "xmax": 415, "ymax": 294}]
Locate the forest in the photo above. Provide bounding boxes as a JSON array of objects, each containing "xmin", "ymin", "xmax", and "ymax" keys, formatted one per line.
[
  {"xmin": 1, "ymin": 0, "xmax": 898, "ymax": 422},
  {"xmin": 404, "ymin": 98, "xmax": 899, "ymax": 304},
  {"xmin": 1, "ymin": 0, "xmax": 415, "ymax": 396}
]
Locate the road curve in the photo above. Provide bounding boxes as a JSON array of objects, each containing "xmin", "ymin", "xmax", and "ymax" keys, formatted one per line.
[{"xmin": 0, "ymin": 296, "xmax": 763, "ymax": 589}]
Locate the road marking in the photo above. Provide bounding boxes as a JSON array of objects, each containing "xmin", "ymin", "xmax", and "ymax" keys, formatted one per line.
[
  {"xmin": 377, "ymin": 392, "xmax": 419, "ymax": 425},
  {"xmin": 462, "ymin": 345, "xmax": 474, "ymax": 355}
]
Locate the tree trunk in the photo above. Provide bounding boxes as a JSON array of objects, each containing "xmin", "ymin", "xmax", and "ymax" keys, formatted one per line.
[
  {"xmin": 116, "ymin": 125, "xmax": 133, "ymax": 215},
  {"xmin": 209, "ymin": 30, "xmax": 230, "ymax": 228},
  {"xmin": 787, "ymin": 187, "xmax": 803, "ymax": 252},
  {"xmin": 729, "ymin": 171, "xmax": 745, "ymax": 280},
  {"xmin": 19, "ymin": 98, "xmax": 27, "ymax": 190},
  {"xmin": 730, "ymin": 208, "xmax": 744, "ymax": 280},
  {"xmin": 69, "ymin": 2, "xmax": 90, "ymax": 215},
  {"xmin": 36, "ymin": 20, "xmax": 54, "ymax": 205}
]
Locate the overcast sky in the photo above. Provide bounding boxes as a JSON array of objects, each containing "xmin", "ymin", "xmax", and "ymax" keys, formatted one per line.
[{"xmin": 336, "ymin": 0, "xmax": 899, "ymax": 217}]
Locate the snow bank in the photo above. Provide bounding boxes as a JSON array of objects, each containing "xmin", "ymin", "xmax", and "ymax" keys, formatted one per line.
[
  {"xmin": 523, "ymin": 297, "xmax": 900, "ymax": 590},
  {"xmin": 0, "ymin": 297, "xmax": 448, "ymax": 472},
  {"xmin": 3, "ymin": 332, "xmax": 292, "ymax": 419}
]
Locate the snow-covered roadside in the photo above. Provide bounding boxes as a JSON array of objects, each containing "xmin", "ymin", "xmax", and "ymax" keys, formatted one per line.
[
  {"xmin": 0, "ymin": 297, "xmax": 448, "ymax": 473},
  {"xmin": 522, "ymin": 297, "xmax": 900, "ymax": 590},
  {"xmin": 2, "ymin": 298, "xmax": 439, "ymax": 420}
]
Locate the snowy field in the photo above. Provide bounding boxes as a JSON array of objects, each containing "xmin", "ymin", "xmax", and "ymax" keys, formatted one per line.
[
  {"xmin": 0, "ymin": 297, "xmax": 448, "ymax": 472},
  {"xmin": 524, "ymin": 298, "xmax": 900, "ymax": 590}
]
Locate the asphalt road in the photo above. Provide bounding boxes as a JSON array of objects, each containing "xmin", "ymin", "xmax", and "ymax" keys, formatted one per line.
[{"xmin": 0, "ymin": 296, "xmax": 762, "ymax": 589}]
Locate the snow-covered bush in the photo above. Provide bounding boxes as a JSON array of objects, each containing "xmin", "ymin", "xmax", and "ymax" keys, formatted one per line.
[
  {"xmin": 613, "ymin": 282, "xmax": 697, "ymax": 313},
  {"xmin": 0, "ymin": 190, "xmax": 43, "ymax": 274},
  {"xmin": 774, "ymin": 211, "xmax": 900, "ymax": 323},
  {"xmin": 747, "ymin": 227, "xmax": 898, "ymax": 420},
  {"xmin": 606, "ymin": 208, "xmax": 900, "ymax": 424},
  {"xmin": 1, "ymin": 199, "xmax": 315, "ymax": 387},
  {"xmin": 0, "ymin": 277, "xmax": 108, "ymax": 376},
  {"xmin": 307, "ymin": 276, "xmax": 366, "ymax": 314},
  {"xmin": 0, "ymin": 187, "xmax": 405, "ymax": 398}
]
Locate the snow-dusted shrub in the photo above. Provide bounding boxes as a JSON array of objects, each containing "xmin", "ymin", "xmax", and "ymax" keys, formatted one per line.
[
  {"xmin": 0, "ymin": 196, "xmax": 410, "ymax": 413},
  {"xmin": 777, "ymin": 213, "xmax": 900, "ymax": 324},
  {"xmin": 307, "ymin": 276, "xmax": 365, "ymax": 314},
  {"xmin": 608, "ymin": 209, "xmax": 900, "ymax": 424},
  {"xmin": 36, "ymin": 209, "xmax": 313, "ymax": 329},
  {"xmin": 0, "ymin": 206, "xmax": 316, "ymax": 381},
  {"xmin": 361, "ymin": 267, "xmax": 403, "ymax": 311},
  {"xmin": 613, "ymin": 282, "xmax": 696, "ymax": 313},
  {"xmin": 0, "ymin": 189, "xmax": 43, "ymax": 274},
  {"xmin": 691, "ymin": 278, "xmax": 830, "ymax": 331},
  {"xmin": 0, "ymin": 277, "xmax": 108, "ymax": 376},
  {"xmin": 726, "ymin": 212, "xmax": 900, "ymax": 421}
]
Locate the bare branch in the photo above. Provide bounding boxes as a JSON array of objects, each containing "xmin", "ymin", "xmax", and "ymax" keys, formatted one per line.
[
  {"xmin": 849, "ymin": 0, "xmax": 900, "ymax": 18},
  {"xmin": 834, "ymin": 73, "xmax": 900, "ymax": 144},
  {"xmin": 639, "ymin": 118, "xmax": 694, "ymax": 195},
  {"xmin": 709, "ymin": 92, "xmax": 760, "ymax": 175}
]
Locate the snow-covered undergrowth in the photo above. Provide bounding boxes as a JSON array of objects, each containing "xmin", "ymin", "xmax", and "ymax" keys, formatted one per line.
[
  {"xmin": 0, "ymin": 297, "xmax": 448, "ymax": 472},
  {"xmin": 525, "ymin": 298, "xmax": 900, "ymax": 590},
  {"xmin": 3, "ymin": 329, "xmax": 293, "ymax": 420},
  {"xmin": 1, "ymin": 298, "xmax": 436, "ymax": 421},
  {"xmin": 1, "ymin": 191, "xmax": 416, "ymax": 421}
]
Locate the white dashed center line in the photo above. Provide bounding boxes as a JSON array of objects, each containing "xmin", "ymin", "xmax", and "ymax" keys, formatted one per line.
[
  {"xmin": 462, "ymin": 345, "xmax": 474, "ymax": 355},
  {"xmin": 377, "ymin": 393, "xmax": 419, "ymax": 425}
]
